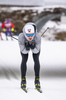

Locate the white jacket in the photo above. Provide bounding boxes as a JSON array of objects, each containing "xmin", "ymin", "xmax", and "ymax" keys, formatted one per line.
[{"xmin": 18, "ymin": 22, "xmax": 41, "ymax": 54}]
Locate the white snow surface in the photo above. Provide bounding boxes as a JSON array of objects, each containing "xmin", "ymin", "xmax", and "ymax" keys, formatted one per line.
[{"xmin": 0, "ymin": 78, "xmax": 66, "ymax": 100}]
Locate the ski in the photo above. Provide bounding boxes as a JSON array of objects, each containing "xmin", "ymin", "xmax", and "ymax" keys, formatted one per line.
[
  {"xmin": 21, "ymin": 87, "xmax": 43, "ymax": 93},
  {"xmin": 35, "ymin": 88, "xmax": 42, "ymax": 93},
  {"xmin": 21, "ymin": 88, "xmax": 27, "ymax": 93}
]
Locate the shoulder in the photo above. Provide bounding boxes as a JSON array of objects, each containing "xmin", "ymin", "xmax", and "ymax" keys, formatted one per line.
[
  {"xmin": 18, "ymin": 32, "xmax": 24, "ymax": 38},
  {"xmin": 35, "ymin": 32, "xmax": 41, "ymax": 40},
  {"xmin": 33, "ymin": 32, "xmax": 41, "ymax": 44},
  {"xmin": 18, "ymin": 32, "xmax": 25, "ymax": 41}
]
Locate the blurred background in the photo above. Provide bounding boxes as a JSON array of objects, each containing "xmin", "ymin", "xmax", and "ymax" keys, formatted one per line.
[{"xmin": 0, "ymin": 0, "xmax": 66, "ymax": 100}]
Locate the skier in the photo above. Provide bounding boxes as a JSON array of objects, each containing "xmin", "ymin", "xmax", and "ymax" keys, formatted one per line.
[
  {"xmin": 2, "ymin": 19, "xmax": 15, "ymax": 40},
  {"xmin": 0, "ymin": 22, "xmax": 3, "ymax": 40},
  {"xmin": 18, "ymin": 22, "xmax": 42, "ymax": 93}
]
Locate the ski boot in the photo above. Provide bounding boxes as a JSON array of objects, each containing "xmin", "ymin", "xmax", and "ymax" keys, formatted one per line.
[
  {"xmin": 35, "ymin": 76, "xmax": 42, "ymax": 93},
  {"xmin": 21, "ymin": 76, "xmax": 27, "ymax": 93}
]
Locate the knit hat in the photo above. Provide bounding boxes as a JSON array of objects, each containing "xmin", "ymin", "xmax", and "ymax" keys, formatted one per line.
[{"xmin": 24, "ymin": 25, "xmax": 34, "ymax": 34}]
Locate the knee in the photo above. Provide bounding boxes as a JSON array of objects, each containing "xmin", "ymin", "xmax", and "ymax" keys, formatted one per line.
[
  {"xmin": 33, "ymin": 57, "xmax": 39, "ymax": 64},
  {"xmin": 33, "ymin": 55, "xmax": 39, "ymax": 62},
  {"xmin": 22, "ymin": 58, "xmax": 28, "ymax": 63},
  {"xmin": 21, "ymin": 53, "xmax": 28, "ymax": 63}
]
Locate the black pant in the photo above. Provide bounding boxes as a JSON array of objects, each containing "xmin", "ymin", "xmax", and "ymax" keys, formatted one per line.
[{"xmin": 21, "ymin": 52, "xmax": 40, "ymax": 77}]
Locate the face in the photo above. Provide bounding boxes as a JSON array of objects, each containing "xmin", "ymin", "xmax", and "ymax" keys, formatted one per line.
[{"xmin": 25, "ymin": 33, "xmax": 34, "ymax": 41}]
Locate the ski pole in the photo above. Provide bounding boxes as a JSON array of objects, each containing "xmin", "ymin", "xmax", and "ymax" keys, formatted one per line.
[
  {"xmin": 11, "ymin": 36, "xmax": 18, "ymax": 40},
  {"xmin": 41, "ymin": 27, "xmax": 49, "ymax": 36},
  {"xmin": 10, "ymin": 27, "xmax": 50, "ymax": 40}
]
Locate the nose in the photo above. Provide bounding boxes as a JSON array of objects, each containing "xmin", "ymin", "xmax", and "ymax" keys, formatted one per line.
[{"xmin": 28, "ymin": 36, "xmax": 32, "ymax": 37}]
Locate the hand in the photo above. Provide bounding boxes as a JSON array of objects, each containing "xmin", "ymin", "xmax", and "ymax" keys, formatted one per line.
[
  {"xmin": 25, "ymin": 42, "xmax": 30, "ymax": 50},
  {"xmin": 11, "ymin": 28, "xmax": 14, "ymax": 32},
  {"xmin": 3, "ymin": 28, "xmax": 6, "ymax": 32},
  {"xmin": 30, "ymin": 41, "xmax": 36, "ymax": 49}
]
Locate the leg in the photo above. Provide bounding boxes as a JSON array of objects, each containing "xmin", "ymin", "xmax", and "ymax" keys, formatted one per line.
[
  {"xmin": 0, "ymin": 32, "xmax": 3, "ymax": 40},
  {"xmin": 33, "ymin": 52, "xmax": 40, "ymax": 77},
  {"xmin": 9, "ymin": 31, "xmax": 13, "ymax": 40},
  {"xmin": 33, "ymin": 52, "xmax": 41, "ymax": 90},
  {"xmin": 5, "ymin": 29, "xmax": 8, "ymax": 40},
  {"xmin": 21, "ymin": 53, "xmax": 28, "ymax": 90},
  {"xmin": 21, "ymin": 53, "xmax": 28, "ymax": 77},
  {"xmin": 5, "ymin": 32, "xmax": 8, "ymax": 40}
]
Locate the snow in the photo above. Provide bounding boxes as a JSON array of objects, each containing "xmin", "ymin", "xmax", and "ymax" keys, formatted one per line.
[
  {"xmin": 41, "ymin": 39, "xmax": 66, "ymax": 69},
  {"xmin": 44, "ymin": 20, "xmax": 66, "ymax": 31},
  {"xmin": 0, "ymin": 78, "xmax": 66, "ymax": 100},
  {"xmin": 40, "ymin": 20, "xmax": 66, "ymax": 40}
]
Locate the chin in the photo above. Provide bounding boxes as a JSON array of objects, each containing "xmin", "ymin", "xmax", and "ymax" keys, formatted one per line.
[
  {"xmin": 28, "ymin": 39, "xmax": 32, "ymax": 41},
  {"xmin": 28, "ymin": 38, "xmax": 33, "ymax": 41}
]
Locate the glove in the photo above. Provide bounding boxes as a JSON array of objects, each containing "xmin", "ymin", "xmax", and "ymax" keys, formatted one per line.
[
  {"xmin": 30, "ymin": 41, "xmax": 36, "ymax": 49},
  {"xmin": 11, "ymin": 28, "xmax": 14, "ymax": 32},
  {"xmin": 3, "ymin": 28, "xmax": 6, "ymax": 32},
  {"xmin": 25, "ymin": 42, "xmax": 30, "ymax": 50}
]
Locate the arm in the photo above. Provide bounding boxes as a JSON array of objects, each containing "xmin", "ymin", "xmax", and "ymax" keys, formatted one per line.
[
  {"xmin": 11, "ymin": 22, "xmax": 15, "ymax": 28},
  {"xmin": 32, "ymin": 33, "xmax": 41, "ymax": 53},
  {"xmin": 18, "ymin": 33, "xmax": 29, "ymax": 54},
  {"xmin": 2, "ymin": 23, "xmax": 5, "ymax": 28}
]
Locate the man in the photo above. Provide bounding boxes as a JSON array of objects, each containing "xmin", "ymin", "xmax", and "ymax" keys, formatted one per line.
[
  {"xmin": 18, "ymin": 22, "xmax": 42, "ymax": 92},
  {"xmin": 2, "ymin": 19, "xmax": 15, "ymax": 40},
  {"xmin": 0, "ymin": 22, "xmax": 3, "ymax": 40}
]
